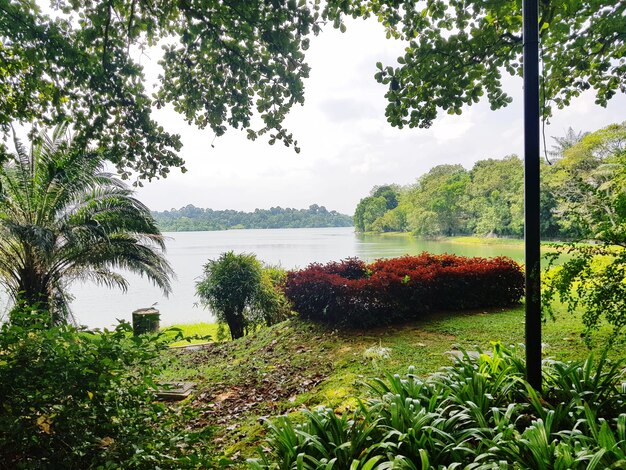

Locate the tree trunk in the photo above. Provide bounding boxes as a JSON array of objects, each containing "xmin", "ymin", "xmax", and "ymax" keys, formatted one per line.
[
  {"xmin": 14, "ymin": 261, "xmax": 54, "ymax": 326},
  {"xmin": 226, "ymin": 310, "xmax": 246, "ymax": 340}
]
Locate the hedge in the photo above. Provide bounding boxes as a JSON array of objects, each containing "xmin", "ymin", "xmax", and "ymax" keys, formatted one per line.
[{"xmin": 284, "ymin": 253, "xmax": 524, "ymax": 327}]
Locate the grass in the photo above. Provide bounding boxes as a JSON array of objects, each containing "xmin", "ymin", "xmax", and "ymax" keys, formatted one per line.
[
  {"xmin": 449, "ymin": 235, "xmax": 525, "ymax": 246},
  {"xmin": 161, "ymin": 322, "xmax": 220, "ymax": 347},
  {"xmin": 360, "ymin": 231, "xmax": 525, "ymax": 244},
  {"xmin": 448, "ymin": 236, "xmax": 580, "ymax": 253},
  {"xmin": 359, "ymin": 232, "xmax": 560, "ymax": 248},
  {"xmin": 157, "ymin": 305, "xmax": 625, "ymax": 466}
]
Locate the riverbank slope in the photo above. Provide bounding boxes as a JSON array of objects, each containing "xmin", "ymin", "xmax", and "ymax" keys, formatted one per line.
[{"xmin": 161, "ymin": 306, "xmax": 622, "ymax": 465}]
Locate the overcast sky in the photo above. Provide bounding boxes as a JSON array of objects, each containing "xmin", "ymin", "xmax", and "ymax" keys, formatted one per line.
[{"xmin": 136, "ymin": 18, "xmax": 626, "ymax": 216}]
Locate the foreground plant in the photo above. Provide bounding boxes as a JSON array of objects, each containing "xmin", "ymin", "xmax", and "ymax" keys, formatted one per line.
[
  {"xmin": 0, "ymin": 305, "xmax": 212, "ymax": 469},
  {"xmin": 251, "ymin": 344, "xmax": 626, "ymax": 469},
  {"xmin": 0, "ymin": 125, "xmax": 173, "ymax": 325}
]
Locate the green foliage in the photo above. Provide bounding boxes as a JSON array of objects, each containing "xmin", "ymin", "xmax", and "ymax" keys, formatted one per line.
[
  {"xmin": 255, "ymin": 265, "xmax": 292, "ymax": 327},
  {"xmin": 545, "ymin": 122, "xmax": 626, "ymax": 240},
  {"xmin": 543, "ymin": 123, "xmax": 626, "ymax": 344},
  {"xmin": 548, "ymin": 127, "xmax": 588, "ymax": 161},
  {"xmin": 356, "ymin": 164, "xmax": 478, "ymax": 236},
  {"xmin": 159, "ymin": 307, "xmax": 626, "ymax": 459},
  {"xmin": 368, "ymin": 0, "xmax": 625, "ymax": 128},
  {"xmin": 543, "ymin": 245, "xmax": 626, "ymax": 346},
  {"xmin": 0, "ymin": 0, "xmax": 351, "ymax": 178},
  {"xmin": 251, "ymin": 344, "xmax": 626, "ymax": 469},
  {"xmin": 0, "ymin": 306, "xmax": 212, "ymax": 468},
  {"xmin": 0, "ymin": 126, "xmax": 172, "ymax": 324},
  {"xmin": 196, "ymin": 252, "xmax": 289, "ymax": 340},
  {"xmin": 371, "ymin": 185, "xmax": 400, "ymax": 211},
  {"xmin": 407, "ymin": 164, "xmax": 470, "ymax": 237},
  {"xmin": 466, "ymin": 156, "xmax": 524, "ymax": 237},
  {"xmin": 355, "ymin": 124, "xmax": 625, "ymax": 240},
  {"xmin": 354, "ymin": 185, "xmax": 402, "ymax": 232},
  {"xmin": 370, "ymin": 207, "xmax": 408, "ymax": 233},
  {"xmin": 196, "ymin": 252, "xmax": 262, "ymax": 340},
  {"xmin": 3, "ymin": 0, "xmax": 624, "ymax": 179},
  {"xmin": 153, "ymin": 204, "xmax": 353, "ymax": 232},
  {"xmin": 354, "ymin": 196, "xmax": 388, "ymax": 232}
]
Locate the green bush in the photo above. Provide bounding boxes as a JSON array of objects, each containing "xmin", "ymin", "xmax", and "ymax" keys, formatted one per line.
[
  {"xmin": 251, "ymin": 345, "xmax": 626, "ymax": 469},
  {"xmin": 196, "ymin": 252, "xmax": 290, "ymax": 340},
  {"xmin": 0, "ymin": 306, "xmax": 211, "ymax": 469},
  {"xmin": 254, "ymin": 265, "xmax": 292, "ymax": 327}
]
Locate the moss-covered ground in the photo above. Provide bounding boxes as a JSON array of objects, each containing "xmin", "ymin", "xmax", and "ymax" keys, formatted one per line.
[{"xmin": 159, "ymin": 307, "xmax": 625, "ymax": 465}]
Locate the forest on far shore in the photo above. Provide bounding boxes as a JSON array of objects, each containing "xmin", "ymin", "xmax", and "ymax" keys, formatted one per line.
[
  {"xmin": 152, "ymin": 204, "xmax": 353, "ymax": 231},
  {"xmin": 355, "ymin": 123, "xmax": 626, "ymax": 240}
]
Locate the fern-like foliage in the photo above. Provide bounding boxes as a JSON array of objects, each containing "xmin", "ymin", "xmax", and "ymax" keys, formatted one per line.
[{"xmin": 252, "ymin": 345, "xmax": 626, "ymax": 469}]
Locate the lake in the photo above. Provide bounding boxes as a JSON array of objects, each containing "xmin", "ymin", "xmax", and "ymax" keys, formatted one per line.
[{"xmin": 0, "ymin": 227, "xmax": 526, "ymax": 329}]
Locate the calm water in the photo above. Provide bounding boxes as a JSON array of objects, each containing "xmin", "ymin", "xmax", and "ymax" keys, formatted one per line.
[{"xmin": 1, "ymin": 227, "xmax": 525, "ymax": 329}]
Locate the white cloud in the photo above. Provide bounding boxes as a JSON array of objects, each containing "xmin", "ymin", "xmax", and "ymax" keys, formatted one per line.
[{"xmin": 432, "ymin": 109, "xmax": 477, "ymax": 142}]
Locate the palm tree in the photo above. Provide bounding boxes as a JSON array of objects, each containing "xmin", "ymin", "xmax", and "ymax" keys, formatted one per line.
[{"xmin": 0, "ymin": 126, "xmax": 173, "ymax": 325}]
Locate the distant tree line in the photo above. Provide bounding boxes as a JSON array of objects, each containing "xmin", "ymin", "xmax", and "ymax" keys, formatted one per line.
[
  {"xmin": 152, "ymin": 204, "xmax": 353, "ymax": 231},
  {"xmin": 355, "ymin": 124, "xmax": 626, "ymax": 240}
]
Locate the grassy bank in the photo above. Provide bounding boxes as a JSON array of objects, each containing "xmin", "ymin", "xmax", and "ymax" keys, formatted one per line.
[
  {"xmin": 163, "ymin": 322, "xmax": 221, "ymax": 347},
  {"xmin": 159, "ymin": 307, "xmax": 623, "ymax": 465},
  {"xmin": 449, "ymin": 235, "xmax": 524, "ymax": 246},
  {"xmin": 358, "ymin": 232, "xmax": 561, "ymax": 247}
]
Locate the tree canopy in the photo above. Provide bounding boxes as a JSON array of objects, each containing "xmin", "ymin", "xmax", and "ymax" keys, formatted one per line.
[
  {"xmin": 2, "ymin": 0, "xmax": 624, "ymax": 180},
  {"xmin": 371, "ymin": 0, "xmax": 626, "ymax": 128},
  {"xmin": 0, "ymin": 0, "xmax": 331, "ymax": 180},
  {"xmin": 542, "ymin": 122, "xmax": 626, "ymax": 343},
  {"xmin": 196, "ymin": 251, "xmax": 288, "ymax": 339},
  {"xmin": 546, "ymin": 122, "xmax": 626, "ymax": 242},
  {"xmin": 152, "ymin": 204, "xmax": 352, "ymax": 231}
]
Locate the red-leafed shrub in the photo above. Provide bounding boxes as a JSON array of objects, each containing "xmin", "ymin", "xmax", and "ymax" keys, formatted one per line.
[{"xmin": 284, "ymin": 253, "xmax": 524, "ymax": 327}]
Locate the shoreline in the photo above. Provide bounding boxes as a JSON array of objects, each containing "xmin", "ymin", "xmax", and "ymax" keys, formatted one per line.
[{"xmin": 357, "ymin": 232, "xmax": 566, "ymax": 248}]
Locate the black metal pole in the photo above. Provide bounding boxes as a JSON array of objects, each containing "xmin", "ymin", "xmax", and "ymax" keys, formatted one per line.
[{"xmin": 523, "ymin": 0, "xmax": 542, "ymax": 390}]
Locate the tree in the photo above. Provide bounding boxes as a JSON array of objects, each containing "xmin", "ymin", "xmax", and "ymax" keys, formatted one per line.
[
  {"xmin": 3, "ymin": 1, "xmax": 625, "ymax": 180},
  {"xmin": 543, "ymin": 123, "xmax": 626, "ymax": 343},
  {"xmin": 549, "ymin": 123, "xmax": 626, "ymax": 240},
  {"xmin": 371, "ymin": 184, "xmax": 401, "ymax": 210},
  {"xmin": 539, "ymin": 162, "xmax": 561, "ymax": 239},
  {"xmin": 354, "ymin": 196, "xmax": 388, "ymax": 232},
  {"xmin": 548, "ymin": 127, "xmax": 587, "ymax": 162},
  {"xmin": 354, "ymin": 185, "xmax": 404, "ymax": 233},
  {"xmin": 0, "ymin": 0, "xmax": 341, "ymax": 180},
  {"xmin": 196, "ymin": 251, "xmax": 287, "ymax": 340},
  {"xmin": 355, "ymin": 147, "xmax": 626, "ymax": 240},
  {"xmin": 0, "ymin": 126, "xmax": 173, "ymax": 325},
  {"xmin": 346, "ymin": 0, "xmax": 622, "ymax": 388},
  {"xmin": 254, "ymin": 265, "xmax": 292, "ymax": 327},
  {"xmin": 368, "ymin": 0, "xmax": 625, "ymax": 128},
  {"xmin": 405, "ymin": 164, "xmax": 470, "ymax": 236},
  {"xmin": 370, "ymin": 207, "xmax": 407, "ymax": 232},
  {"xmin": 465, "ymin": 157, "xmax": 524, "ymax": 237},
  {"xmin": 196, "ymin": 252, "xmax": 261, "ymax": 340}
]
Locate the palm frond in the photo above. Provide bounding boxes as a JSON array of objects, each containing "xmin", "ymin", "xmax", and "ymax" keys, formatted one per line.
[{"xmin": 0, "ymin": 125, "xmax": 173, "ymax": 323}]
